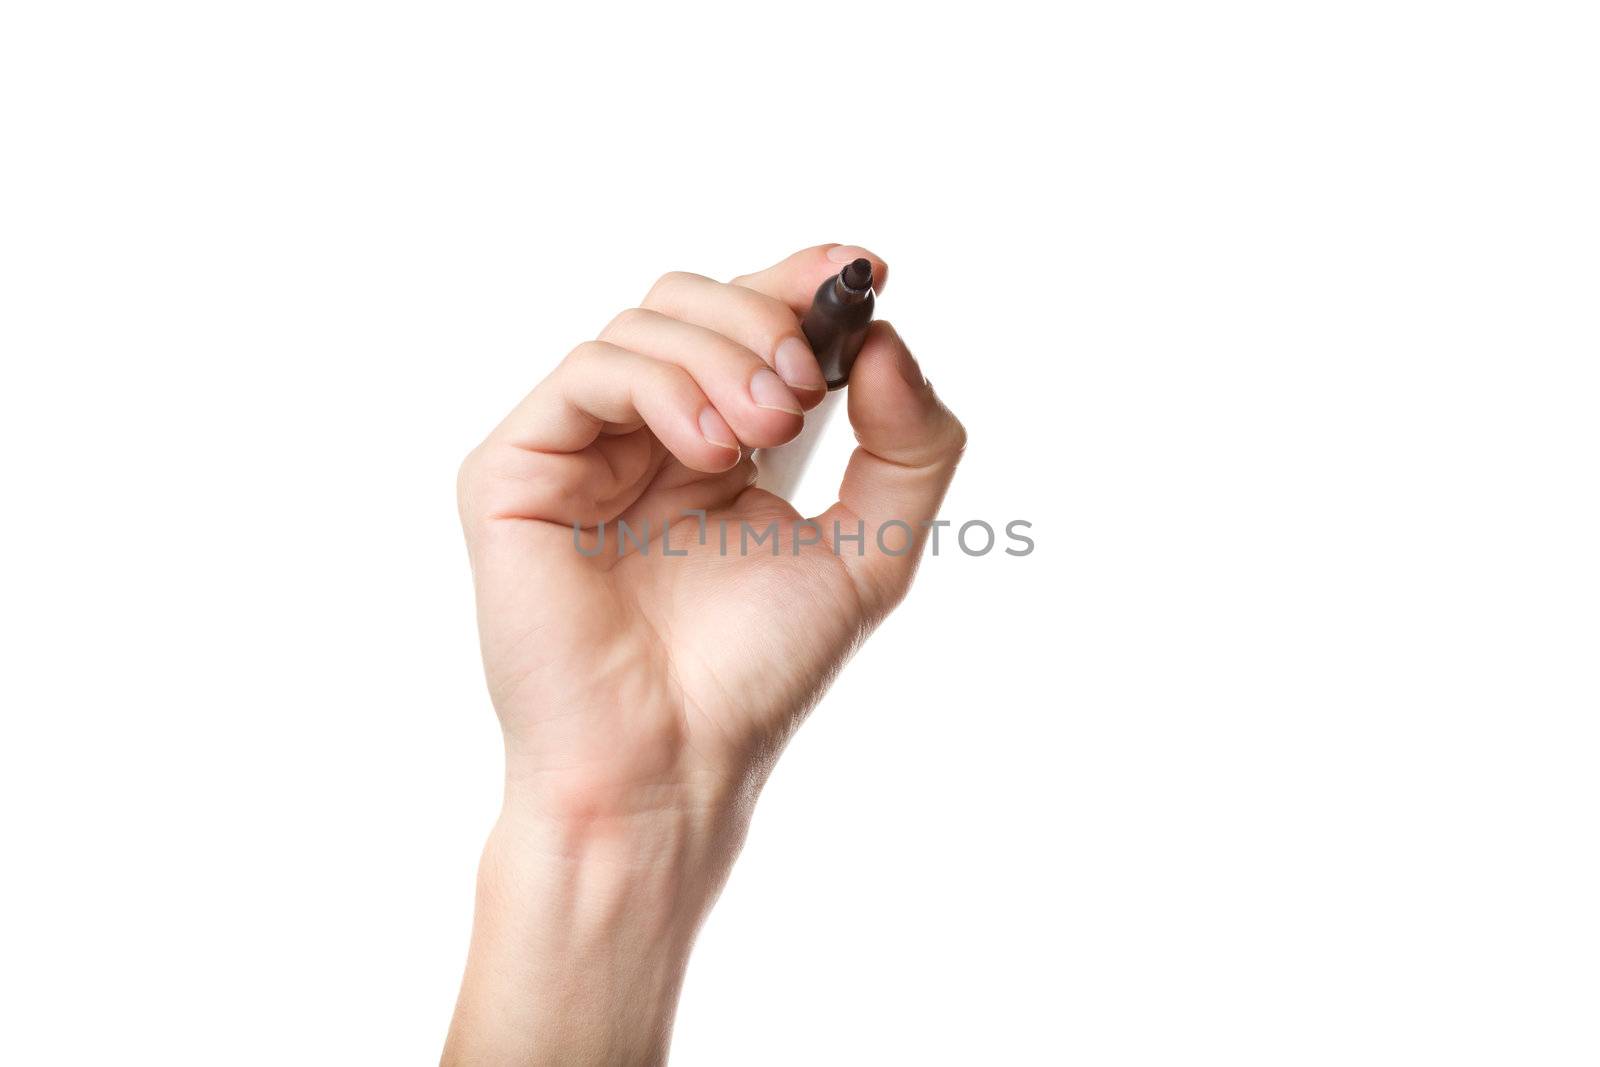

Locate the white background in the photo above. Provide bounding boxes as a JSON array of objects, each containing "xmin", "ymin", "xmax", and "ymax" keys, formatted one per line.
[{"xmin": 3, "ymin": 2, "xmax": 1597, "ymax": 1064}]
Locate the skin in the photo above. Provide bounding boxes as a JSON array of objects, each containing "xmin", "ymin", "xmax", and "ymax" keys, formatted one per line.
[{"xmin": 443, "ymin": 244, "xmax": 966, "ymax": 1065}]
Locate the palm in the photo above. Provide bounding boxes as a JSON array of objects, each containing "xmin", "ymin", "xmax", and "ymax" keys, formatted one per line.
[{"xmin": 474, "ymin": 452, "xmax": 862, "ymax": 803}]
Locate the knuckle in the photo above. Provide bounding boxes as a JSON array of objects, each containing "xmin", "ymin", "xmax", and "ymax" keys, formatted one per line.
[
  {"xmin": 598, "ymin": 306, "xmax": 654, "ymax": 341},
  {"xmin": 653, "ymin": 359, "xmax": 697, "ymax": 395},
  {"xmin": 456, "ymin": 445, "xmax": 491, "ymax": 525},
  {"xmin": 742, "ymin": 290, "xmax": 798, "ymax": 338},
  {"xmin": 643, "ymin": 270, "xmax": 701, "ymax": 307},
  {"xmin": 456, "ymin": 446, "xmax": 482, "ymax": 496},
  {"xmin": 716, "ymin": 283, "xmax": 798, "ymax": 349},
  {"xmin": 561, "ymin": 338, "xmax": 611, "ymax": 369},
  {"xmin": 946, "ymin": 412, "xmax": 969, "ymax": 458},
  {"xmin": 457, "ymin": 443, "xmax": 582, "ymax": 526},
  {"xmin": 924, "ymin": 390, "xmax": 968, "ymax": 461}
]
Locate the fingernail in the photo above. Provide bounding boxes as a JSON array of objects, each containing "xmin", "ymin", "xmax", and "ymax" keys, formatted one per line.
[
  {"xmin": 749, "ymin": 367, "xmax": 803, "ymax": 414},
  {"xmin": 773, "ymin": 336, "xmax": 825, "ymax": 392},
  {"xmin": 698, "ymin": 407, "xmax": 740, "ymax": 453}
]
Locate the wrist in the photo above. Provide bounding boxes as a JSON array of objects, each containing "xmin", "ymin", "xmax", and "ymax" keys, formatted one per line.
[
  {"xmin": 488, "ymin": 795, "xmax": 740, "ymax": 933},
  {"xmin": 443, "ymin": 786, "xmax": 749, "ymax": 1066},
  {"xmin": 495, "ymin": 736, "xmax": 758, "ymax": 892}
]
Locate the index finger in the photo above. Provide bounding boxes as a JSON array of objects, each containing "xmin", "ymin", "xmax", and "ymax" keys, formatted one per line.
[{"xmin": 729, "ymin": 244, "xmax": 889, "ymax": 313}]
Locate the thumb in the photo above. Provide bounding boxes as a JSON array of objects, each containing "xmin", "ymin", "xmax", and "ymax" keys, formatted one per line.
[{"xmin": 816, "ymin": 321, "xmax": 966, "ymax": 615}]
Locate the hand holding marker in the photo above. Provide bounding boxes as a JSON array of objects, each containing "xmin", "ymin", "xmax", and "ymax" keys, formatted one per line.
[
  {"xmin": 446, "ymin": 245, "xmax": 967, "ymax": 1064},
  {"xmin": 754, "ymin": 258, "xmax": 876, "ymax": 497}
]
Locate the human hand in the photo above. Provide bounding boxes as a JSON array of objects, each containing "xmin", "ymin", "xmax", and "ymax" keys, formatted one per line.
[{"xmin": 444, "ymin": 244, "xmax": 964, "ymax": 1065}]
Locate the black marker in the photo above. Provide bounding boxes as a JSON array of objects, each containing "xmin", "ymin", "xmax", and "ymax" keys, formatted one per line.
[
  {"xmin": 753, "ymin": 258, "xmax": 878, "ymax": 498},
  {"xmin": 803, "ymin": 257, "xmax": 876, "ymax": 390}
]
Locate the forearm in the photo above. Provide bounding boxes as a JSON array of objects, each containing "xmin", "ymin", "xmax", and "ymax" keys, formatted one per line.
[{"xmin": 442, "ymin": 799, "xmax": 741, "ymax": 1066}]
